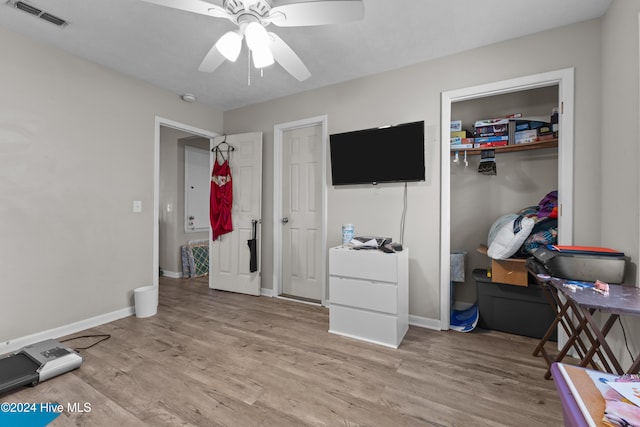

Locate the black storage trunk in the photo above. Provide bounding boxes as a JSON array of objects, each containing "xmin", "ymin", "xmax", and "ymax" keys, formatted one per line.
[{"xmin": 474, "ymin": 269, "xmax": 556, "ymax": 340}]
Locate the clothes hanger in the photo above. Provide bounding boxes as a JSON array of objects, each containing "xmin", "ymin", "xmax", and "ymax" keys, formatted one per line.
[
  {"xmin": 212, "ymin": 135, "xmax": 235, "ymax": 162},
  {"xmin": 213, "ymin": 135, "xmax": 235, "ymax": 153}
]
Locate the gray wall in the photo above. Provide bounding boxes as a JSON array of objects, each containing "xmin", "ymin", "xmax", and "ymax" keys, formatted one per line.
[
  {"xmin": 224, "ymin": 19, "xmax": 603, "ymax": 322},
  {"xmin": 0, "ymin": 26, "xmax": 223, "ymax": 343},
  {"xmin": 600, "ymin": 0, "xmax": 640, "ymax": 370}
]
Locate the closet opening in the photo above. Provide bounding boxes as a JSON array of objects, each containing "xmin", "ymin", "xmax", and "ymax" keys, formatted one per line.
[{"xmin": 439, "ymin": 68, "xmax": 575, "ymax": 332}]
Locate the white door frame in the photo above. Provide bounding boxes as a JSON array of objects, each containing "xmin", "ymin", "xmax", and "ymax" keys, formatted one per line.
[
  {"xmin": 153, "ymin": 116, "xmax": 217, "ymax": 286},
  {"xmin": 273, "ymin": 115, "xmax": 328, "ymax": 305},
  {"xmin": 439, "ymin": 68, "xmax": 575, "ymax": 329}
]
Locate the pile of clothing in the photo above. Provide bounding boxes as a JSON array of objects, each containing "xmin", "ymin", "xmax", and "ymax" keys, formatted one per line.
[
  {"xmin": 514, "ymin": 190, "xmax": 558, "ymax": 257},
  {"xmin": 486, "ymin": 190, "xmax": 558, "ymax": 260}
]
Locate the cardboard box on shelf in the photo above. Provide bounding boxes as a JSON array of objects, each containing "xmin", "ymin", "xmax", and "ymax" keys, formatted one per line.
[
  {"xmin": 473, "ymin": 113, "xmax": 522, "ymax": 128},
  {"xmin": 477, "ymin": 244, "xmax": 529, "ymax": 287},
  {"xmin": 514, "ymin": 129, "xmax": 538, "ymax": 144},
  {"xmin": 475, "ymin": 123, "xmax": 509, "ymax": 136},
  {"xmin": 450, "ymin": 143, "xmax": 474, "ymax": 150},
  {"xmin": 474, "ymin": 140, "xmax": 508, "ymax": 148},
  {"xmin": 450, "ymin": 136, "xmax": 475, "ymax": 146},
  {"xmin": 451, "ymin": 130, "xmax": 472, "ymax": 139},
  {"xmin": 474, "ymin": 135, "xmax": 509, "ymax": 144}
]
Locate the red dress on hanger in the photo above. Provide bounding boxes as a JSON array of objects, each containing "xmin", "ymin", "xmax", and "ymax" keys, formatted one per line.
[{"xmin": 210, "ymin": 150, "xmax": 233, "ymax": 240}]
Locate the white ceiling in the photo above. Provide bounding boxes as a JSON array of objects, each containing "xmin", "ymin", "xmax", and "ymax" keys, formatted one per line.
[{"xmin": 0, "ymin": 0, "xmax": 612, "ymax": 111}]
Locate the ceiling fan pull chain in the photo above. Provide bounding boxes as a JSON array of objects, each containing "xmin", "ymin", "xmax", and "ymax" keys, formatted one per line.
[{"xmin": 247, "ymin": 49, "xmax": 251, "ymax": 86}]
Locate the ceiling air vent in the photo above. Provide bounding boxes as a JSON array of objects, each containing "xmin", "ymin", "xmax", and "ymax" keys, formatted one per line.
[
  {"xmin": 7, "ymin": 0, "xmax": 69, "ymax": 27},
  {"xmin": 39, "ymin": 12, "xmax": 67, "ymax": 26},
  {"xmin": 14, "ymin": 0, "xmax": 39, "ymax": 15}
]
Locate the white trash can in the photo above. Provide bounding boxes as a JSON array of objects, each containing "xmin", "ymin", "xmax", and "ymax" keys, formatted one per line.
[{"xmin": 134, "ymin": 285, "xmax": 158, "ymax": 318}]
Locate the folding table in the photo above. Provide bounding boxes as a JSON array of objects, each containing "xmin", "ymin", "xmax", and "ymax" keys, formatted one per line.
[
  {"xmin": 534, "ymin": 274, "xmax": 640, "ymax": 377},
  {"xmin": 532, "ymin": 274, "xmax": 600, "ymax": 379}
]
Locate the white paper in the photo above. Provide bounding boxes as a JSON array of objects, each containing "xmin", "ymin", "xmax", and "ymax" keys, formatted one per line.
[
  {"xmin": 350, "ymin": 238, "xmax": 378, "ymax": 248},
  {"xmin": 607, "ymin": 382, "xmax": 640, "ymax": 407}
]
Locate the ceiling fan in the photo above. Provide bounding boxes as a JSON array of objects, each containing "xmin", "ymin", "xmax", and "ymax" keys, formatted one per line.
[{"xmin": 141, "ymin": 0, "xmax": 365, "ymax": 81}]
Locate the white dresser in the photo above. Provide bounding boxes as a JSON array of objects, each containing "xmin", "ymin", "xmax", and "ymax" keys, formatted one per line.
[{"xmin": 328, "ymin": 246, "xmax": 409, "ymax": 348}]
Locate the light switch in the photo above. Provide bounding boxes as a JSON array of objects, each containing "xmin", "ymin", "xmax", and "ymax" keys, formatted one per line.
[{"xmin": 133, "ymin": 200, "xmax": 142, "ymax": 213}]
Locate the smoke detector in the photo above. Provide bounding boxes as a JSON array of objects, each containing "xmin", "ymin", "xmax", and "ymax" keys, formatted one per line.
[{"xmin": 181, "ymin": 94, "xmax": 196, "ymax": 103}]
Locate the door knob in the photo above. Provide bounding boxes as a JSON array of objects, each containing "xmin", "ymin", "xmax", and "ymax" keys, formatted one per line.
[
  {"xmin": 281, "ymin": 217, "xmax": 289, "ymax": 224},
  {"xmin": 188, "ymin": 216, "xmax": 195, "ymax": 220}
]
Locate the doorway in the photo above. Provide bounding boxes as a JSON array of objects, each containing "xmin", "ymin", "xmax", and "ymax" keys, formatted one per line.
[
  {"xmin": 439, "ymin": 68, "xmax": 575, "ymax": 329},
  {"xmin": 153, "ymin": 117, "xmax": 216, "ymax": 286},
  {"xmin": 273, "ymin": 115, "xmax": 328, "ymax": 305}
]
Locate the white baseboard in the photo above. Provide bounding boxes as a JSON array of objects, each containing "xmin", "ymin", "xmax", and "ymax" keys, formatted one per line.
[
  {"xmin": 1, "ymin": 306, "xmax": 135, "ymax": 355},
  {"xmin": 409, "ymin": 315, "xmax": 442, "ymax": 330},
  {"xmin": 161, "ymin": 270, "xmax": 182, "ymax": 279},
  {"xmin": 276, "ymin": 295, "xmax": 322, "ymax": 306},
  {"xmin": 260, "ymin": 288, "xmax": 276, "ymax": 297}
]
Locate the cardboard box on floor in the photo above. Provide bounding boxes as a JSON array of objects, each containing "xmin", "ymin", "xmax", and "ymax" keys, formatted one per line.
[{"xmin": 477, "ymin": 244, "xmax": 528, "ymax": 287}]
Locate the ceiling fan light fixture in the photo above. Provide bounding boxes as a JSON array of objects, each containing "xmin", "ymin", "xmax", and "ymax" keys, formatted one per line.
[
  {"xmin": 142, "ymin": 0, "xmax": 366, "ymax": 81},
  {"xmin": 252, "ymin": 47, "xmax": 274, "ymax": 68},
  {"xmin": 215, "ymin": 30, "xmax": 242, "ymax": 62},
  {"xmin": 244, "ymin": 21, "xmax": 270, "ymax": 52}
]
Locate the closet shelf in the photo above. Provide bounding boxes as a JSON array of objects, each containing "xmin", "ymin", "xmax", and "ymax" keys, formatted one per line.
[{"xmin": 450, "ymin": 138, "xmax": 558, "ymax": 155}]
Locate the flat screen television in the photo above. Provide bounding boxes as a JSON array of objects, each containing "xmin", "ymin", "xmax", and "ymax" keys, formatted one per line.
[{"xmin": 329, "ymin": 120, "xmax": 425, "ymax": 185}]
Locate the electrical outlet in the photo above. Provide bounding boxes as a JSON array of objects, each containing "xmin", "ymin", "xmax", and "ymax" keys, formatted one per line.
[{"xmin": 133, "ymin": 200, "xmax": 142, "ymax": 213}]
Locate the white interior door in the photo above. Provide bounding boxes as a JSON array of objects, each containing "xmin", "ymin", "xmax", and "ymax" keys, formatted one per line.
[
  {"xmin": 184, "ymin": 145, "xmax": 210, "ymax": 232},
  {"xmin": 210, "ymin": 132, "xmax": 262, "ymax": 295},
  {"xmin": 281, "ymin": 124, "xmax": 323, "ymax": 301}
]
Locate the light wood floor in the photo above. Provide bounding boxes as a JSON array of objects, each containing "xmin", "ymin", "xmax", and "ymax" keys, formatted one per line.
[{"xmin": 4, "ymin": 277, "xmax": 566, "ymax": 426}]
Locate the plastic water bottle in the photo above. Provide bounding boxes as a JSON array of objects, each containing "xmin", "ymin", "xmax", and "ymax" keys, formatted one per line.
[{"xmin": 342, "ymin": 224, "xmax": 354, "ymax": 246}]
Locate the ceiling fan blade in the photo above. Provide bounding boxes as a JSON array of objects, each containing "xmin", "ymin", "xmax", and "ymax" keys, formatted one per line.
[
  {"xmin": 268, "ymin": 33, "xmax": 311, "ymax": 81},
  {"xmin": 198, "ymin": 43, "xmax": 227, "ymax": 72},
  {"xmin": 269, "ymin": 0, "xmax": 364, "ymax": 27},
  {"xmin": 140, "ymin": 0, "xmax": 228, "ymax": 19}
]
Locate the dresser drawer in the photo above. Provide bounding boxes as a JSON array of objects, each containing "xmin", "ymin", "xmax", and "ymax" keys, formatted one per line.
[
  {"xmin": 329, "ymin": 248, "xmax": 398, "ymax": 282},
  {"xmin": 329, "ymin": 305, "xmax": 404, "ymax": 348},
  {"xmin": 330, "ymin": 276, "xmax": 397, "ymax": 314}
]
